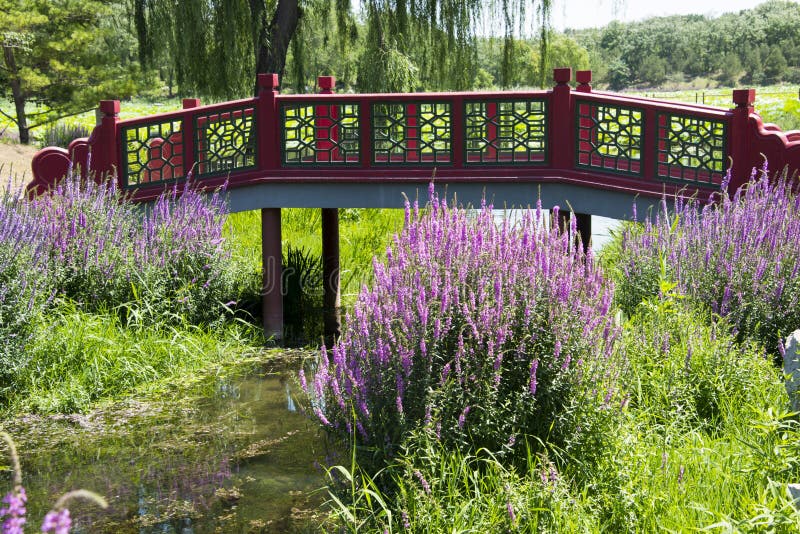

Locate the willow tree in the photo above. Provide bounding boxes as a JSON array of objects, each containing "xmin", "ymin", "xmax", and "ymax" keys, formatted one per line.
[
  {"xmin": 356, "ymin": 0, "xmax": 552, "ymax": 92},
  {"xmin": 134, "ymin": 0, "xmax": 552, "ymax": 98}
]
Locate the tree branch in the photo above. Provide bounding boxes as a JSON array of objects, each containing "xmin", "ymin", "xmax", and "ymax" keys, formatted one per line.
[
  {"xmin": 28, "ymin": 107, "xmax": 96, "ymax": 130},
  {"xmin": 0, "ymin": 108, "xmax": 19, "ymax": 126}
]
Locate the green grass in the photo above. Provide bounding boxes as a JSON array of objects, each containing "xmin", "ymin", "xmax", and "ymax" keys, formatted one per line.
[
  {"xmin": 225, "ymin": 207, "xmax": 406, "ymax": 308},
  {"xmin": 3, "ymin": 302, "xmax": 262, "ymax": 414},
  {"xmin": 636, "ymin": 85, "xmax": 800, "ymax": 131}
]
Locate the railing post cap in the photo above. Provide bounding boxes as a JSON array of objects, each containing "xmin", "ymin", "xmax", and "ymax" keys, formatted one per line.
[
  {"xmin": 732, "ymin": 88, "xmax": 756, "ymax": 107},
  {"xmin": 318, "ymin": 76, "xmax": 336, "ymax": 91},
  {"xmin": 182, "ymin": 98, "xmax": 201, "ymax": 109},
  {"xmin": 258, "ymin": 73, "xmax": 280, "ymax": 91},
  {"xmin": 99, "ymin": 100, "xmax": 120, "ymax": 116},
  {"xmin": 576, "ymin": 70, "xmax": 592, "ymax": 84},
  {"xmin": 553, "ymin": 67, "xmax": 572, "ymax": 85}
]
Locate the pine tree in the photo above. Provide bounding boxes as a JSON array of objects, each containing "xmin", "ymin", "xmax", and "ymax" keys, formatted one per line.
[{"xmin": 0, "ymin": 0, "xmax": 139, "ymax": 144}]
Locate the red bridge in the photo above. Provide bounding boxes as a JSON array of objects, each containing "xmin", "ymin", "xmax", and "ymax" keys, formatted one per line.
[{"xmin": 28, "ymin": 68, "xmax": 800, "ymax": 340}]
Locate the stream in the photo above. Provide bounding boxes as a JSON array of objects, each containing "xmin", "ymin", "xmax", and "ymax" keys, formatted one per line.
[{"xmin": 3, "ymin": 352, "xmax": 332, "ymax": 533}]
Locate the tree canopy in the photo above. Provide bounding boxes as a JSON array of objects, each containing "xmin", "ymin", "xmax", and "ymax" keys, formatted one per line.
[
  {"xmin": 1, "ymin": 0, "xmax": 139, "ymax": 143},
  {"xmin": 134, "ymin": 0, "xmax": 554, "ymax": 98}
]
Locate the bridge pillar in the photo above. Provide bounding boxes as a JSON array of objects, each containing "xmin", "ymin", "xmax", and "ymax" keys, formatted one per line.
[
  {"xmin": 262, "ymin": 208, "xmax": 283, "ymax": 343},
  {"xmin": 557, "ymin": 209, "xmax": 592, "ymax": 251},
  {"xmin": 318, "ymin": 76, "xmax": 342, "ymax": 343},
  {"xmin": 322, "ymin": 208, "xmax": 341, "ymax": 343}
]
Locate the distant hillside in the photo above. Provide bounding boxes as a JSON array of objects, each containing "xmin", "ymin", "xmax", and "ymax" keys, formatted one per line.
[{"xmin": 566, "ymin": 0, "xmax": 800, "ymax": 90}]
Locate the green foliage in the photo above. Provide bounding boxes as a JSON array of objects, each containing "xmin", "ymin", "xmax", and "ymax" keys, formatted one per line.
[
  {"xmin": 2, "ymin": 302, "xmax": 258, "ymax": 414},
  {"xmin": 0, "ymin": 0, "xmax": 140, "ymax": 142},
  {"xmin": 283, "ymin": 245, "xmax": 323, "ymax": 344},
  {"xmin": 569, "ymin": 0, "xmax": 800, "ymax": 89},
  {"xmin": 38, "ymin": 122, "xmax": 91, "ymax": 149},
  {"xmin": 325, "ymin": 300, "xmax": 797, "ymax": 532}
]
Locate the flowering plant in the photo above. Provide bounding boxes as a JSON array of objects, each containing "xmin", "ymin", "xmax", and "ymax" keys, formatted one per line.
[{"xmin": 305, "ymin": 185, "xmax": 622, "ymax": 465}]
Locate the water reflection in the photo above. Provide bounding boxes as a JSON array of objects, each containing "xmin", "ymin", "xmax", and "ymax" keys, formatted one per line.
[{"xmin": 6, "ymin": 354, "xmax": 329, "ymax": 533}]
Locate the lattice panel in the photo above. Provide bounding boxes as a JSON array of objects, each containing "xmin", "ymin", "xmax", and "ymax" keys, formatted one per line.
[
  {"xmin": 576, "ymin": 101, "xmax": 643, "ymax": 175},
  {"xmin": 465, "ymin": 100, "xmax": 547, "ymax": 164},
  {"xmin": 195, "ymin": 106, "xmax": 257, "ymax": 177},
  {"xmin": 282, "ymin": 103, "xmax": 360, "ymax": 165},
  {"xmin": 372, "ymin": 102, "xmax": 451, "ymax": 164},
  {"xmin": 121, "ymin": 120, "xmax": 184, "ymax": 187},
  {"xmin": 656, "ymin": 113, "xmax": 727, "ymax": 183}
]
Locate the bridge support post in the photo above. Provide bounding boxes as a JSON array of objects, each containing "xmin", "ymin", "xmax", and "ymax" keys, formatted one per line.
[
  {"xmin": 557, "ymin": 210, "xmax": 592, "ymax": 251},
  {"xmin": 322, "ymin": 208, "xmax": 341, "ymax": 344},
  {"xmin": 317, "ymin": 76, "xmax": 342, "ymax": 344},
  {"xmin": 262, "ymin": 208, "xmax": 283, "ymax": 343}
]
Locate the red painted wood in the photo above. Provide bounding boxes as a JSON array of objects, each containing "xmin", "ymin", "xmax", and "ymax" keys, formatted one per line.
[
  {"xmin": 360, "ymin": 97, "xmax": 372, "ymax": 168},
  {"xmin": 93, "ymin": 100, "xmax": 120, "ymax": 186},
  {"xmin": 550, "ymin": 67, "xmax": 572, "ymax": 169},
  {"xmin": 181, "ymin": 98, "xmax": 198, "ymax": 178},
  {"xmin": 451, "ymin": 94, "xmax": 464, "ymax": 168},
  {"xmin": 576, "ymin": 70, "xmax": 592, "ymax": 93},
  {"xmin": 257, "ymin": 74, "xmax": 280, "ymax": 170},
  {"xmin": 316, "ymin": 75, "xmax": 337, "ymax": 163}
]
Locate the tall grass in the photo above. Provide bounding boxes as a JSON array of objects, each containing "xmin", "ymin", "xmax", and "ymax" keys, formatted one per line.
[
  {"xmin": 326, "ymin": 301, "xmax": 797, "ymax": 532},
  {"xmin": 2, "ymin": 302, "xmax": 259, "ymax": 414},
  {"xmin": 0, "ymin": 170, "xmax": 256, "ymax": 413},
  {"xmin": 317, "ymin": 168, "xmax": 800, "ymax": 532},
  {"xmin": 223, "ymin": 207, "xmax": 405, "ymax": 335}
]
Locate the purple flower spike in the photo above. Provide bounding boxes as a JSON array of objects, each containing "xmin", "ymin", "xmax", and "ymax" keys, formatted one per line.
[
  {"xmin": 0, "ymin": 487, "xmax": 27, "ymax": 534},
  {"xmin": 41, "ymin": 508, "xmax": 71, "ymax": 534}
]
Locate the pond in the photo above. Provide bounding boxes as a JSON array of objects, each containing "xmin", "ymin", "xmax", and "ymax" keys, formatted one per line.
[{"xmin": 3, "ymin": 352, "xmax": 332, "ymax": 533}]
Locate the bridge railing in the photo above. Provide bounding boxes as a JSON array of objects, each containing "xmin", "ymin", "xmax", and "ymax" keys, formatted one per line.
[
  {"xmin": 27, "ymin": 69, "xmax": 800, "ymax": 200},
  {"xmin": 573, "ymin": 91, "xmax": 731, "ymax": 187},
  {"xmin": 275, "ymin": 91, "xmax": 552, "ymax": 169},
  {"xmin": 117, "ymin": 97, "xmax": 259, "ymax": 188}
]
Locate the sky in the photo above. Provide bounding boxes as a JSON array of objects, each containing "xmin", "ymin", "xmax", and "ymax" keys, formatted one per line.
[{"xmin": 548, "ymin": 0, "xmax": 798, "ymax": 31}]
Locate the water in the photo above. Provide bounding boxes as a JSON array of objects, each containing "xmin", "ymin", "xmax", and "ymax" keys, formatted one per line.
[{"xmin": 4, "ymin": 354, "xmax": 331, "ymax": 533}]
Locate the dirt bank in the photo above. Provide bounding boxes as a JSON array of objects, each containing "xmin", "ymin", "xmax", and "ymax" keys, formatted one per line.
[{"xmin": 0, "ymin": 141, "xmax": 37, "ymax": 188}]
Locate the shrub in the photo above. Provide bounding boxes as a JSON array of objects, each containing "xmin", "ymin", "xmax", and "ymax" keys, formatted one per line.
[
  {"xmin": 305, "ymin": 185, "xmax": 621, "ymax": 466},
  {"xmin": 31, "ymin": 173, "xmax": 234, "ymax": 325},
  {"xmin": 611, "ymin": 164, "xmax": 800, "ymax": 353},
  {"xmin": 0, "ymin": 183, "xmax": 46, "ymax": 375}
]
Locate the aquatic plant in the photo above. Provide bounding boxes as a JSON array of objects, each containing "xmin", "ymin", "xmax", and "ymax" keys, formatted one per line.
[
  {"xmin": 0, "ymin": 433, "xmax": 106, "ymax": 534},
  {"xmin": 612, "ymin": 163, "xmax": 800, "ymax": 352},
  {"xmin": 306, "ymin": 184, "xmax": 621, "ymax": 464}
]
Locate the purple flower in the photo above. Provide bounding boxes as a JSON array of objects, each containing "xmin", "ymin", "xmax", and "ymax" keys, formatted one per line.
[
  {"xmin": 0, "ymin": 487, "xmax": 27, "ymax": 534},
  {"xmin": 41, "ymin": 508, "xmax": 71, "ymax": 534},
  {"xmin": 413, "ymin": 470, "xmax": 431, "ymax": 494},
  {"xmin": 306, "ymin": 183, "xmax": 620, "ymax": 457},
  {"xmin": 506, "ymin": 500, "xmax": 516, "ymax": 524},
  {"xmin": 457, "ymin": 406, "xmax": 471, "ymax": 429}
]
